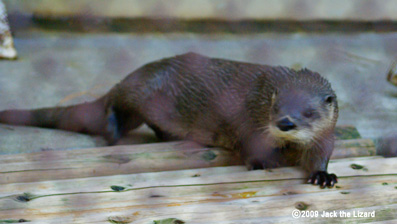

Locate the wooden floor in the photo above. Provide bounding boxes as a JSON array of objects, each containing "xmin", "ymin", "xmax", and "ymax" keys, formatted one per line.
[{"xmin": 0, "ymin": 138, "xmax": 396, "ymax": 223}]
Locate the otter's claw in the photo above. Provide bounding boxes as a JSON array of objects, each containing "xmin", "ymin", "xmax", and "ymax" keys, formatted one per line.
[{"xmin": 308, "ymin": 171, "xmax": 337, "ymax": 188}]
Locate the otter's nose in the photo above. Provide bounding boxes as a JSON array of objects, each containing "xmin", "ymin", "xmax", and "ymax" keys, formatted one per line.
[{"xmin": 276, "ymin": 118, "xmax": 296, "ymax": 132}]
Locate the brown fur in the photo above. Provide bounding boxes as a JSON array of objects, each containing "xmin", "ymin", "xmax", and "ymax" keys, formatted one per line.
[{"xmin": 0, "ymin": 52, "xmax": 339, "ymax": 187}]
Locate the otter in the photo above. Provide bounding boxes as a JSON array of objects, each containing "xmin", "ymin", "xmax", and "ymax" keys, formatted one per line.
[{"xmin": 0, "ymin": 52, "xmax": 338, "ymax": 188}]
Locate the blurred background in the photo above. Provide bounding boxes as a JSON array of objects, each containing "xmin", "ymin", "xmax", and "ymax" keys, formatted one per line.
[{"xmin": 0, "ymin": 0, "xmax": 396, "ymax": 154}]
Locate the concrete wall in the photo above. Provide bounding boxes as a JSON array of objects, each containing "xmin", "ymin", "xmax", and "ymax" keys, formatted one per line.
[{"xmin": 4, "ymin": 0, "xmax": 397, "ymax": 21}]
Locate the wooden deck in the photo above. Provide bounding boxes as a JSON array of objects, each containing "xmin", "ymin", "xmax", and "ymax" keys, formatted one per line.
[{"xmin": 0, "ymin": 138, "xmax": 396, "ymax": 223}]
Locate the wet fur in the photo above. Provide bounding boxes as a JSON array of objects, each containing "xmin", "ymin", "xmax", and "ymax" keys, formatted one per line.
[{"xmin": 0, "ymin": 52, "xmax": 339, "ymax": 187}]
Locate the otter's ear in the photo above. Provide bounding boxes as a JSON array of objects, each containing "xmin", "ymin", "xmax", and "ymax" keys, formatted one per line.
[{"xmin": 324, "ymin": 95, "xmax": 335, "ymax": 104}]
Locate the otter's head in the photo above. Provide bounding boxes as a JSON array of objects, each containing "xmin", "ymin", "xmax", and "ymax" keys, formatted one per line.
[{"xmin": 267, "ymin": 69, "xmax": 338, "ymax": 145}]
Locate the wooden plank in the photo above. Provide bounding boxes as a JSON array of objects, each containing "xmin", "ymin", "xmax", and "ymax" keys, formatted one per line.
[
  {"xmin": 0, "ymin": 141, "xmax": 202, "ymax": 163},
  {"xmin": 0, "ymin": 139, "xmax": 377, "ymax": 184},
  {"xmin": 2, "ymin": 186, "xmax": 396, "ymax": 223},
  {"xmin": 0, "ymin": 157, "xmax": 395, "ymax": 207},
  {"xmin": 0, "ymin": 157, "xmax": 396, "ymax": 223},
  {"xmin": 0, "ymin": 147, "xmax": 241, "ymax": 184},
  {"xmin": 333, "ymin": 138, "xmax": 375, "ymax": 159},
  {"xmin": 0, "ymin": 134, "xmax": 372, "ymax": 164},
  {"xmin": 0, "ymin": 156, "xmax": 390, "ymax": 198},
  {"xmin": 1, "ymin": 167, "xmax": 396, "ymax": 212}
]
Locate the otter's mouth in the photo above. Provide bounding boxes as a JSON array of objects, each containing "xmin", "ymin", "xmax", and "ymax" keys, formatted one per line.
[{"xmin": 268, "ymin": 122, "xmax": 313, "ymax": 144}]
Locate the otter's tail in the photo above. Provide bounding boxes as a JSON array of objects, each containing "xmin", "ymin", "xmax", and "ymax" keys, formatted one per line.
[{"xmin": 0, "ymin": 97, "xmax": 109, "ymax": 136}]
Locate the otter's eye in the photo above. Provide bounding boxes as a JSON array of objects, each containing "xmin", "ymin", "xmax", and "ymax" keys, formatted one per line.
[
  {"xmin": 303, "ymin": 109, "xmax": 314, "ymax": 118},
  {"xmin": 325, "ymin": 95, "xmax": 334, "ymax": 104}
]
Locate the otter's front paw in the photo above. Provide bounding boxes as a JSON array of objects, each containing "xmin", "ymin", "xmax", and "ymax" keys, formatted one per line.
[{"xmin": 308, "ymin": 171, "xmax": 337, "ymax": 188}]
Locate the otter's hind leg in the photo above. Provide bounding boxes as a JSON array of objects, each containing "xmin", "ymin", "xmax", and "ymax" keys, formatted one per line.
[{"xmin": 106, "ymin": 106, "xmax": 144, "ymax": 144}]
